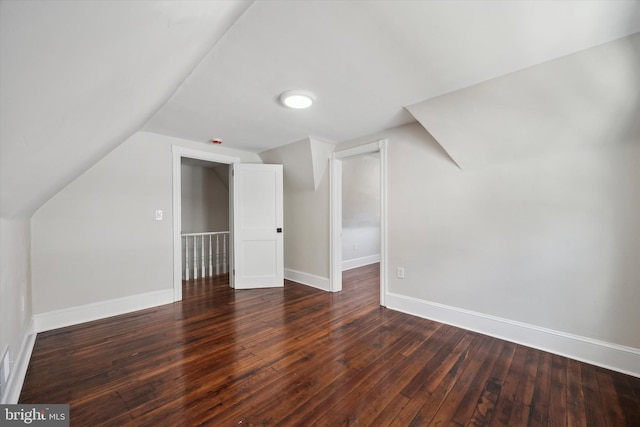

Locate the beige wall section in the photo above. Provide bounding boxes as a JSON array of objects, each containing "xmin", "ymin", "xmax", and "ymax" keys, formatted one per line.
[
  {"xmin": 340, "ymin": 122, "xmax": 640, "ymax": 349},
  {"xmin": 0, "ymin": 218, "xmax": 31, "ymax": 385},
  {"xmin": 284, "ymin": 173, "xmax": 330, "ymax": 278},
  {"xmin": 181, "ymin": 163, "xmax": 229, "ymax": 233},
  {"xmin": 31, "ymin": 132, "xmax": 260, "ymax": 315},
  {"xmin": 260, "ymin": 139, "xmax": 332, "ymax": 278},
  {"xmin": 342, "ymin": 154, "xmax": 380, "ymax": 262}
]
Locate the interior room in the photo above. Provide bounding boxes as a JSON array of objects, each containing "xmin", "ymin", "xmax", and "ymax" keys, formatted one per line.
[{"xmin": 1, "ymin": 0, "xmax": 639, "ymax": 425}]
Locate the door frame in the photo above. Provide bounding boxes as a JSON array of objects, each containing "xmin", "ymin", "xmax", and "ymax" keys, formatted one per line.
[
  {"xmin": 172, "ymin": 145, "xmax": 239, "ymax": 301},
  {"xmin": 329, "ymin": 139, "xmax": 388, "ymax": 306}
]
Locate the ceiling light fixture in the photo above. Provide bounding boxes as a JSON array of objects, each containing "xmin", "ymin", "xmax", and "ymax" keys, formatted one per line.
[{"xmin": 279, "ymin": 90, "xmax": 315, "ymax": 109}]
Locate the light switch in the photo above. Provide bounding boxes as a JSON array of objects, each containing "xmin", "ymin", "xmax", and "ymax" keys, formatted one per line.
[{"xmin": 155, "ymin": 210, "xmax": 163, "ymax": 221}]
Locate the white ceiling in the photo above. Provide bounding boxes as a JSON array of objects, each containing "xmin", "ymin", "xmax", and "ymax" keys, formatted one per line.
[
  {"xmin": 145, "ymin": 0, "xmax": 640, "ymax": 152},
  {"xmin": 1, "ymin": 0, "xmax": 639, "ymax": 217}
]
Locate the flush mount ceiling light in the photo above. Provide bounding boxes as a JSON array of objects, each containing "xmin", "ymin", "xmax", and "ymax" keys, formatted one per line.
[{"xmin": 279, "ymin": 90, "xmax": 315, "ymax": 109}]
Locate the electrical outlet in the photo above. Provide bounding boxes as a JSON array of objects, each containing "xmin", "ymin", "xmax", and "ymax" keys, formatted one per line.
[{"xmin": 397, "ymin": 267, "xmax": 405, "ymax": 279}]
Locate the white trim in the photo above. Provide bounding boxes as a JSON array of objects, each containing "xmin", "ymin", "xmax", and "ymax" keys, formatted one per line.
[
  {"xmin": 172, "ymin": 146, "xmax": 239, "ymax": 301},
  {"xmin": 33, "ymin": 289, "xmax": 174, "ymax": 333},
  {"xmin": 1, "ymin": 318, "xmax": 36, "ymax": 404},
  {"xmin": 334, "ymin": 141, "xmax": 383, "ymax": 160},
  {"xmin": 386, "ymin": 292, "xmax": 640, "ymax": 378},
  {"xmin": 342, "ymin": 254, "xmax": 380, "ymax": 271},
  {"xmin": 330, "ymin": 140, "xmax": 388, "ymax": 306},
  {"xmin": 285, "ymin": 268, "xmax": 330, "ymax": 291},
  {"xmin": 378, "ymin": 140, "xmax": 388, "ymax": 307},
  {"xmin": 329, "ymin": 157, "xmax": 342, "ymax": 292}
]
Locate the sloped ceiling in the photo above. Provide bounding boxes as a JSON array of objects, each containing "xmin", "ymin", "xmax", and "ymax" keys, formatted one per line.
[
  {"xmin": 145, "ymin": 0, "xmax": 640, "ymax": 152},
  {"xmin": 0, "ymin": 0, "xmax": 252, "ymax": 218},
  {"xmin": 1, "ymin": 1, "xmax": 639, "ymax": 219},
  {"xmin": 407, "ymin": 33, "xmax": 640, "ymax": 170}
]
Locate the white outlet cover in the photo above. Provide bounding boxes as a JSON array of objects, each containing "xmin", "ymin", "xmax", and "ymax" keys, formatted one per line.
[{"xmin": 155, "ymin": 210, "xmax": 163, "ymax": 221}]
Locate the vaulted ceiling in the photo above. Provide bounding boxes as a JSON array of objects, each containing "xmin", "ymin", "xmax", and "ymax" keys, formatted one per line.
[{"xmin": 1, "ymin": 0, "xmax": 639, "ymax": 218}]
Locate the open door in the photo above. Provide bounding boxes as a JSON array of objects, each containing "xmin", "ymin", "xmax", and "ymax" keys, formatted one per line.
[{"xmin": 230, "ymin": 163, "xmax": 284, "ymax": 289}]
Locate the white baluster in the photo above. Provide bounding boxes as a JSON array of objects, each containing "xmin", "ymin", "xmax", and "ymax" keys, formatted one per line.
[
  {"xmin": 193, "ymin": 235, "xmax": 198, "ymax": 280},
  {"xmin": 223, "ymin": 234, "xmax": 227, "ymax": 274},
  {"xmin": 215, "ymin": 235, "xmax": 220, "ymax": 275},
  {"xmin": 184, "ymin": 236, "xmax": 190, "ymax": 281},
  {"xmin": 208, "ymin": 234, "xmax": 213, "ymax": 277},
  {"xmin": 200, "ymin": 235, "xmax": 205, "ymax": 279}
]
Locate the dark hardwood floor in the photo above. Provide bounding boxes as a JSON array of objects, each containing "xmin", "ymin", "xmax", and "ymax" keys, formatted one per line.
[{"xmin": 20, "ymin": 264, "xmax": 640, "ymax": 426}]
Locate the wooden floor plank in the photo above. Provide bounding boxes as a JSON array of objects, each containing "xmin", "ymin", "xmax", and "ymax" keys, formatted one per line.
[
  {"xmin": 596, "ymin": 367, "xmax": 627, "ymax": 426},
  {"xmin": 375, "ymin": 330, "xmax": 479, "ymax": 426},
  {"xmin": 581, "ymin": 362, "xmax": 608, "ymax": 427},
  {"xmin": 566, "ymin": 358, "xmax": 588, "ymax": 427},
  {"xmin": 489, "ymin": 344, "xmax": 528, "ymax": 426},
  {"xmin": 527, "ymin": 351, "xmax": 553, "ymax": 426},
  {"xmin": 612, "ymin": 372, "xmax": 640, "ymax": 427},
  {"xmin": 19, "ymin": 264, "xmax": 640, "ymax": 426},
  {"xmin": 548, "ymin": 354, "xmax": 568, "ymax": 426},
  {"xmin": 506, "ymin": 347, "xmax": 541, "ymax": 426},
  {"xmin": 467, "ymin": 341, "xmax": 517, "ymax": 426},
  {"xmin": 428, "ymin": 337, "xmax": 502, "ymax": 426}
]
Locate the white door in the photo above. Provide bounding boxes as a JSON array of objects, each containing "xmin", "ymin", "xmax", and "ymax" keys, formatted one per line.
[{"xmin": 230, "ymin": 163, "xmax": 284, "ymax": 289}]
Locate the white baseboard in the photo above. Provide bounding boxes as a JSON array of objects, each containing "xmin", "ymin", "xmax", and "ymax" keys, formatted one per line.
[
  {"xmin": 33, "ymin": 289, "xmax": 175, "ymax": 333},
  {"xmin": 342, "ymin": 254, "xmax": 380, "ymax": 271},
  {"xmin": 386, "ymin": 292, "xmax": 640, "ymax": 378},
  {"xmin": 285, "ymin": 268, "xmax": 330, "ymax": 291},
  {"xmin": 1, "ymin": 318, "xmax": 36, "ymax": 404}
]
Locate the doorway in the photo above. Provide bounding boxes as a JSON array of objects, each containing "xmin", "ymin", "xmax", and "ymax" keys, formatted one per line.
[
  {"xmin": 341, "ymin": 153, "xmax": 380, "ymax": 269},
  {"xmin": 180, "ymin": 158, "xmax": 230, "ymax": 281},
  {"xmin": 172, "ymin": 146, "xmax": 285, "ymax": 300},
  {"xmin": 330, "ymin": 140, "xmax": 388, "ymax": 306},
  {"xmin": 172, "ymin": 146, "xmax": 239, "ymax": 301}
]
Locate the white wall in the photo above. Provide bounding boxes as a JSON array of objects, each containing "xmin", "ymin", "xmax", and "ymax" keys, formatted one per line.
[
  {"xmin": 342, "ymin": 154, "xmax": 380, "ymax": 269},
  {"xmin": 31, "ymin": 132, "xmax": 260, "ymax": 315},
  {"xmin": 0, "ymin": 218, "xmax": 32, "ymax": 401},
  {"xmin": 181, "ymin": 163, "xmax": 229, "ymax": 233},
  {"xmin": 341, "ymin": 122, "xmax": 640, "ymax": 352},
  {"xmin": 285, "ymin": 174, "xmax": 330, "ymax": 279}
]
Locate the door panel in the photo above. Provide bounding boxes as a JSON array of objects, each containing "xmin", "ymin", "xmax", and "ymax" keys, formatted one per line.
[{"xmin": 231, "ymin": 163, "xmax": 284, "ymax": 289}]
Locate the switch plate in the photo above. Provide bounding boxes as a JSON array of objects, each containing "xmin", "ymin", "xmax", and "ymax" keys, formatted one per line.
[
  {"xmin": 397, "ymin": 267, "xmax": 405, "ymax": 279},
  {"xmin": 155, "ymin": 210, "xmax": 163, "ymax": 221}
]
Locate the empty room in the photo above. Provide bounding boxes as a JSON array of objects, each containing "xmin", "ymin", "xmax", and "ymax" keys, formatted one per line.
[{"xmin": 1, "ymin": 1, "xmax": 639, "ymax": 425}]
